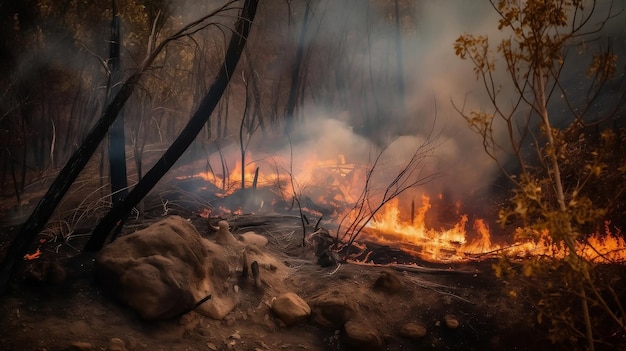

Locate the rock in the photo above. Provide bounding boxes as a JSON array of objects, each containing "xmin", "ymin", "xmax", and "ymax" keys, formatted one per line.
[
  {"xmin": 444, "ymin": 314, "xmax": 459, "ymax": 329},
  {"xmin": 108, "ymin": 338, "xmax": 127, "ymax": 351},
  {"xmin": 309, "ymin": 290, "xmax": 359, "ymax": 329},
  {"xmin": 214, "ymin": 220, "xmax": 240, "ymax": 246},
  {"xmin": 399, "ymin": 322, "xmax": 427, "ymax": 340},
  {"xmin": 197, "ymin": 294, "xmax": 238, "ymax": 320},
  {"xmin": 343, "ymin": 320, "xmax": 383, "ymax": 351},
  {"xmin": 68, "ymin": 341, "xmax": 92, "ymax": 351},
  {"xmin": 271, "ymin": 292, "xmax": 311, "ymax": 326},
  {"xmin": 95, "ymin": 216, "xmax": 228, "ymax": 320},
  {"xmin": 239, "ymin": 231, "xmax": 268, "ymax": 247},
  {"xmin": 372, "ymin": 270, "xmax": 403, "ymax": 293}
]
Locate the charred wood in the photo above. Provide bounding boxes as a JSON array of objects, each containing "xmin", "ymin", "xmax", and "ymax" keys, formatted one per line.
[{"xmin": 84, "ymin": 0, "xmax": 260, "ymax": 252}]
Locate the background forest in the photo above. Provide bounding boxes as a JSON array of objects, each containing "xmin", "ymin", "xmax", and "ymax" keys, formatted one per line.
[
  {"xmin": 2, "ymin": 0, "xmax": 625, "ymax": 234},
  {"xmin": 0, "ymin": 0, "xmax": 424, "ymax": 197}
]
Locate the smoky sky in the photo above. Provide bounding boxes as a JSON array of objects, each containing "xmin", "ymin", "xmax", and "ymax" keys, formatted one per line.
[{"xmin": 247, "ymin": 0, "xmax": 626, "ymax": 206}]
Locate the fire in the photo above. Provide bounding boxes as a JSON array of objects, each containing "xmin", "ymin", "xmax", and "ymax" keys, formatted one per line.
[
  {"xmin": 364, "ymin": 196, "xmax": 626, "ymax": 264},
  {"xmin": 185, "ymin": 153, "xmax": 626, "ymax": 264},
  {"xmin": 189, "ymin": 152, "xmax": 365, "ymax": 209},
  {"xmin": 195, "ymin": 159, "xmax": 286, "ymax": 197}
]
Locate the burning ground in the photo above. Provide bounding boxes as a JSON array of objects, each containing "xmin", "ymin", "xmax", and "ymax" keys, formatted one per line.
[{"xmin": 1, "ymin": 153, "xmax": 625, "ymax": 351}]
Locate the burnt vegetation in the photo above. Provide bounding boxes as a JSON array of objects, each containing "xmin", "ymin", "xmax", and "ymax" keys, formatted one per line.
[{"xmin": 0, "ymin": 0, "xmax": 625, "ymax": 350}]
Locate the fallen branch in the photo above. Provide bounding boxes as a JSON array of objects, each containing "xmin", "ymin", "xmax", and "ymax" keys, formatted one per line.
[{"xmin": 349, "ymin": 261, "xmax": 478, "ymax": 275}]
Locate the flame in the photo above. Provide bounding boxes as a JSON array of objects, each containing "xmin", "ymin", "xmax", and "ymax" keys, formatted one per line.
[
  {"xmin": 23, "ymin": 248, "xmax": 41, "ymax": 261},
  {"xmin": 185, "ymin": 153, "xmax": 625, "ymax": 264},
  {"xmin": 194, "ymin": 159, "xmax": 287, "ymax": 197},
  {"xmin": 364, "ymin": 196, "xmax": 626, "ymax": 263}
]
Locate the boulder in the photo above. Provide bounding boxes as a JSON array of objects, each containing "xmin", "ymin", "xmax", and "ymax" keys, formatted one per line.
[
  {"xmin": 309, "ymin": 290, "xmax": 359, "ymax": 329},
  {"xmin": 95, "ymin": 216, "xmax": 230, "ymax": 320},
  {"xmin": 343, "ymin": 319, "xmax": 383, "ymax": 351},
  {"xmin": 271, "ymin": 292, "xmax": 311, "ymax": 326}
]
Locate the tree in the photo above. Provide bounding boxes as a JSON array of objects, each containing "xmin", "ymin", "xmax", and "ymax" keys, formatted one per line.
[
  {"xmin": 454, "ymin": 1, "xmax": 625, "ymax": 349},
  {"xmin": 0, "ymin": 0, "xmax": 244, "ymax": 295},
  {"xmin": 107, "ymin": 0, "xmax": 129, "ymax": 206},
  {"xmin": 84, "ymin": 0, "xmax": 260, "ymax": 251},
  {"xmin": 283, "ymin": 1, "xmax": 311, "ymax": 135}
]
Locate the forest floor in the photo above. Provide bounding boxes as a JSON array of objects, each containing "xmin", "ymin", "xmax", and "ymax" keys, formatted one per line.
[
  {"xmin": 0, "ymin": 217, "xmax": 548, "ymax": 351},
  {"xmin": 0, "ymin": 157, "xmax": 622, "ymax": 351}
]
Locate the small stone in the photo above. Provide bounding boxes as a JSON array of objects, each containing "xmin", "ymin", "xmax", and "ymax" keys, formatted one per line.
[
  {"xmin": 309, "ymin": 290, "xmax": 358, "ymax": 329},
  {"xmin": 108, "ymin": 338, "xmax": 127, "ymax": 351},
  {"xmin": 207, "ymin": 342, "xmax": 218, "ymax": 350},
  {"xmin": 229, "ymin": 331, "xmax": 241, "ymax": 339},
  {"xmin": 399, "ymin": 322, "xmax": 427, "ymax": 340},
  {"xmin": 444, "ymin": 314, "xmax": 459, "ymax": 329},
  {"xmin": 343, "ymin": 320, "xmax": 383, "ymax": 351},
  {"xmin": 271, "ymin": 292, "xmax": 311, "ymax": 326},
  {"xmin": 373, "ymin": 270, "xmax": 403, "ymax": 293},
  {"xmin": 68, "ymin": 341, "xmax": 93, "ymax": 351}
]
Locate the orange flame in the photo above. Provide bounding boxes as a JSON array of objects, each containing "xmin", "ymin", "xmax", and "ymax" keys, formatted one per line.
[
  {"xmin": 364, "ymin": 196, "xmax": 626, "ymax": 263},
  {"xmin": 187, "ymin": 153, "xmax": 625, "ymax": 264},
  {"xmin": 23, "ymin": 248, "xmax": 41, "ymax": 261}
]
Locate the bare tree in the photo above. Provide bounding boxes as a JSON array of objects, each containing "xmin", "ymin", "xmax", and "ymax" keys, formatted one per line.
[
  {"xmin": 336, "ymin": 126, "xmax": 440, "ymax": 251},
  {"xmin": 0, "ymin": 0, "xmax": 243, "ymax": 295},
  {"xmin": 85, "ymin": 0, "xmax": 260, "ymax": 251}
]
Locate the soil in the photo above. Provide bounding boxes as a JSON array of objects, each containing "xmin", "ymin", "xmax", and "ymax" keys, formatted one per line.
[
  {"xmin": 0, "ymin": 213, "xmax": 553, "ymax": 351},
  {"xmin": 0, "ymin": 164, "xmax": 621, "ymax": 351}
]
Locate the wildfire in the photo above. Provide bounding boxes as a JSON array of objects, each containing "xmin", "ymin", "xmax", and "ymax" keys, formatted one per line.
[
  {"xmin": 364, "ymin": 196, "xmax": 626, "ymax": 264},
  {"xmin": 184, "ymin": 153, "xmax": 626, "ymax": 264},
  {"xmin": 194, "ymin": 159, "xmax": 286, "ymax": 197}
]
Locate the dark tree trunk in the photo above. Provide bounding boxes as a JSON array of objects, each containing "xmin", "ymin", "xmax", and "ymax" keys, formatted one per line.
[
  {"xmin": 0, "ymin": 71, "xmax": 142, "ymax": 295},
  {"xmin": 394, "ymin": 0, "xmax": 405, "ymax": 117},
  {"xmin": 108, "ymin": 2, "xmax": 129, "ymax": 205},
  {"xmin": 284, "ymin": 2, "xmax": 310, "ymax": 135},
  {"xmin": 84, "ymin": 0, "xmax": 260, "ymax": 252}
]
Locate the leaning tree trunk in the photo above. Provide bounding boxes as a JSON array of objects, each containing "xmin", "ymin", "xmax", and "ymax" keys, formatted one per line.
[
  {"xmin": 0, "ymin": 72, "xmax": 142, "ymax": 295},
  {"xmin": 84, "ymin": 0, "xmax": 260, "ymax": 252},
  {"xmin": 0, "ymin": 2, "xmax": 237, "ymax": 295}
]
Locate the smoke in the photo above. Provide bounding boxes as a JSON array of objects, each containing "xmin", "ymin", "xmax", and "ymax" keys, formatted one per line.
[
  {"xmin": 275, "ymin": 0, "xmax": 625, "ymax": 207},
  {"xmin": 269, "ymin": 1, "xmax": 508, "ymax": 204}
]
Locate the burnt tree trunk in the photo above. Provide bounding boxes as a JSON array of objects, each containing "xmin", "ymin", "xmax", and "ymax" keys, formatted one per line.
[
  {"xmin": 84, "ymin": 0, "xmax": 260, "ymax": 252},
  {"xmin": 0, "ymin": 72, "xmax": 142, "ymax": 295},
  {"xmin": 283, "ymin": 2, "xmax": 310, "ymax": 135},
  {"xmin": 0, "ymin": 0, "xmax": 240, "ymax": 295},
  {"xmin": 107, "ymin": 1, "xmax": 129, "ymax": 205}
]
